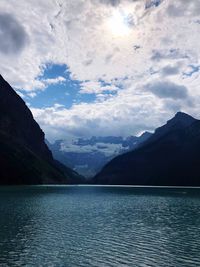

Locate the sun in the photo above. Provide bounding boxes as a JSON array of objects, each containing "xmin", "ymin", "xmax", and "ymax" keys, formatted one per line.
[{"xmin": 107, "ymin": 10, "xmax": 132, "ymax": 37}]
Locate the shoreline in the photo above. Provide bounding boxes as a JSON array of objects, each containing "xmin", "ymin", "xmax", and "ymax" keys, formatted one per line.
[{"xmin": 0, "ymin": 184, "xmax": 200, "ymax": 189}]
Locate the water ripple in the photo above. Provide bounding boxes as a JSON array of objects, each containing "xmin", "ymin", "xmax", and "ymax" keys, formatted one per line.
[{"xmin": 0, "ymin": 186, "xmax": 200, "ymax": 267}]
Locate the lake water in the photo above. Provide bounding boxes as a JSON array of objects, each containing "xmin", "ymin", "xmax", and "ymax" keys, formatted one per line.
[{"xmin": 0, "ymin": 186, "xmax": 200, "ymax": 267}]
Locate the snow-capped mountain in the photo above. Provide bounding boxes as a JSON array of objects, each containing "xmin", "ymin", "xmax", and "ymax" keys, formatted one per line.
[{"xmin": 47, "ymin": 132, "xmax": 152, "ymax": 178}]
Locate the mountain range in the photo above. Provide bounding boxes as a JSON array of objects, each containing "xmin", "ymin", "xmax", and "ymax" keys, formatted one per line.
[
  {"xmin": 1, "ymin": 74, "xmax": 200, "ymax": 186},
  {"xmin": 47, "ymin": 132, "xmax": 152, "ymax": 177},
  {"xmin": 0, "ymin": 75, "xmax": 82, "ymax": 184},
  {"xmin": 94, "ymin": 112, "xmax": 200, "ymax": 186}
]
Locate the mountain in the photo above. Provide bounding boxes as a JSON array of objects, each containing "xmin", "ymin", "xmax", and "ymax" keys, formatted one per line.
[
  {"xmin": 47, "ymin": 133, "xmax": 152, "ymax": 178},
  {"xmin": 0, "ymin": 74, "xmax": 82, "ymax": 184},
  {"xmin": 94, "ymin": 112, "xmax": 200, "ymax": 186},
  {"xmin": 148, "ymin": 112, "xmax": 196, "ymax": 143}
]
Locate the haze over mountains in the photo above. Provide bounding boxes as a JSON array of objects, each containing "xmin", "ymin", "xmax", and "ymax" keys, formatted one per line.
[
  {"xmin": 47, "ymin": 132, "xmax": 152, "ymax": 177},
  {"xmin": 0, "ymin": 75, "xmax": 82, "ymax": 184},
  {"xmin": 94, "ymin": 112, "xmax": 200, "ymax": 186}
]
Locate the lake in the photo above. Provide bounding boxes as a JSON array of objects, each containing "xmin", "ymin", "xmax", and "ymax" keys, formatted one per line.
[{"xmin": 0, "ymin": 186, "xmax": 200, "ymax": 267}]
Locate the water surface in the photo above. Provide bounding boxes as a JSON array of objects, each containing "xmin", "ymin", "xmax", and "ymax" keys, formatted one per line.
[{"xmin": 0, "ymin": 186, "xmax": 200, "ymax": 267}]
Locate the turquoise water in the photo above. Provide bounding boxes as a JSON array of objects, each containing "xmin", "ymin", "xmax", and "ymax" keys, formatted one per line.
[{"xmin": 0, "ymin": 186, "xmax": 200, "ymax": 267}]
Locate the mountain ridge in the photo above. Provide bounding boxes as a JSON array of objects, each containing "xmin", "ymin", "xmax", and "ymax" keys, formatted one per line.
[
  {"xmin": 94, "ymin": 112, "xmax": 200, "ymax": 186},
  {"xmin": 0, "ymin": 75, "xmax": 82, "ymax": 184}
]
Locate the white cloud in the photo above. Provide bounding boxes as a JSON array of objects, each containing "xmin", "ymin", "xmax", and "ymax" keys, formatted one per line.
[
  {"xmin": 31, "ymin": 83, "xmax": 183, "ymax": 141},
  {"xmin": 80, "ymin": 80, "xmax": 119, "ymax": 94},
  {"xmin": 1, "ymin": 0, "xmax": 200, "ymax": 139},
  {"xmin": 43, "ymin": 76, "xmax": 66, "ymax": 85},
  {"xmin": 27, "ymin": 92, "xmax": 37, "ymax": 98}
]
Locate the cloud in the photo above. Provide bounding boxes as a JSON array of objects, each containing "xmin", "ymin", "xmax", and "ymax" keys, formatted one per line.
[
  {"xmin": 151, "ymin": 49, "xmax": 189, "ymax": 62},
  {"xmin": 0, "ymin": 0, "xmax": 200, "ymax": 140},
  {"xmin": 0, "ymin": 0, "xmax": 196, "ymax": 90},
  {"xmin": 43, "ymin": 76, "xmax": 66, "ymax": 86},
  {"xmin": 31, "ymin": 83, "xmax": 186, "ymax": 141},
  {"xmin": 80, "ymin": 80, "xmax": 119, "ymax": 94},
  {"xmin": 31, "ymin": 83, "xmax": 197, "ymax": 141},
  {"xmin": 0, "ymin": 13, "xmax": 28, "ymax": 54},
  {"xmin": 162, "ymin": 65, "xmax": 180, "ymax": 76},
  {"xmin": 98, "ymin": 0, "xmax": 121, "ymax": 6},
  {"xmin": 146, "ymin": 81, "xmax": 189, "ymax": 100},
  {"xmin": 145, "ymin": 0, "xmax": 163, "ymax": 9},
  {"xmin": 167, "ymin": 1, "xmax": 200, "ymax": 17}
]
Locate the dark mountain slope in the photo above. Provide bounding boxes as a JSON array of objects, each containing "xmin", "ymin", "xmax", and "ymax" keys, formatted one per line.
[
  {"xmin": 94, "ymin": 112, "xmax": 200, "ymax": 186},
  {"xmin": 0, "ymin": 75, "xmax": 82, "ymax": 184},
  {"xmin": 0, "ymin": 75, "xmax": 52, "ymax": 161},
  {"xmin": 146, "ymin": 112, "xmax": 196, "ymax": 144}
]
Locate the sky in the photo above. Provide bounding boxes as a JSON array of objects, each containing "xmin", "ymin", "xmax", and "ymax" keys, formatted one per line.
[{"xmin": 0, "ymin": 0, "xmax": 200, "ymax": 141}]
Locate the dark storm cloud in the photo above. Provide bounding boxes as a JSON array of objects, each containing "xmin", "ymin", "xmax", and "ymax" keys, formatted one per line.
[
  {"xmin": 146, "ymin": 81, "xmax": 188, "ymax": 100},
  {"xmin": 0, "ymin": 13, "xmax": 28, "ymax": 55}
]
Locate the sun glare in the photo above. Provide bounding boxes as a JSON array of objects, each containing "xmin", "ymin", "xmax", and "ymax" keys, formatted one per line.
[{"xmin": 107, "ymin": 10, "xmax": 132, "ymax": 37}]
